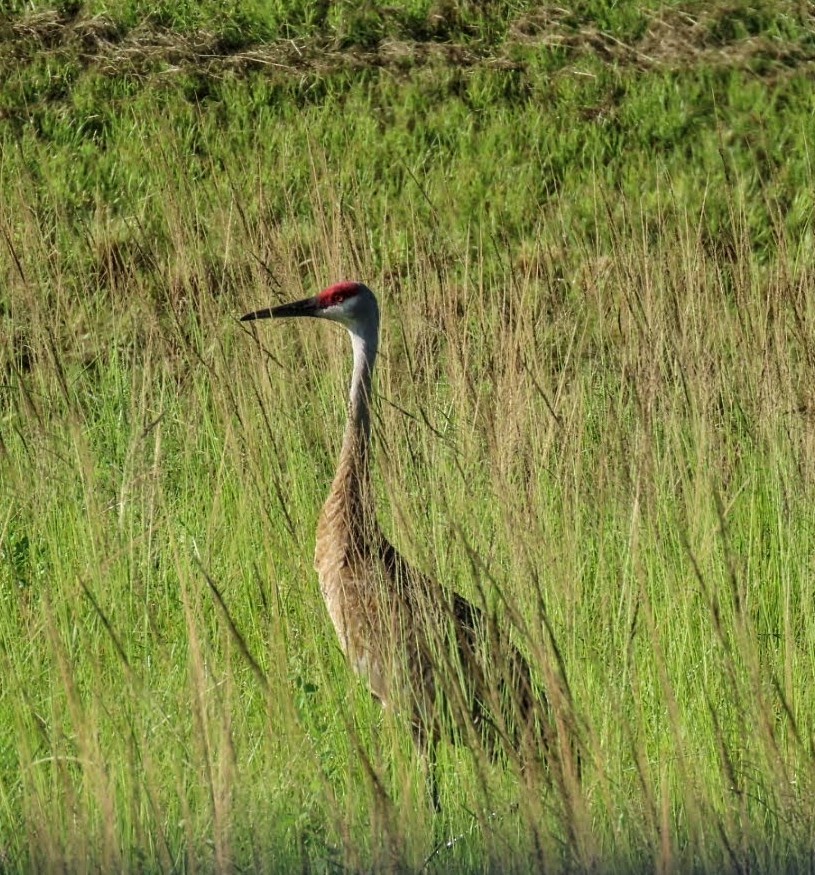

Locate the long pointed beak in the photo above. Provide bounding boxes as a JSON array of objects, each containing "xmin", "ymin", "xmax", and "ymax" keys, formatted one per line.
[{"xmin": 241, "ymin": 296, "xmax": 321, "ymax": 322}]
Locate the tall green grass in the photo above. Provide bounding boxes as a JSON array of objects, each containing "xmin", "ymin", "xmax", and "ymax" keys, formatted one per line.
[
  {"xmin": 3, "ymin": 154, "xmax": 815, "ymax": 869},
  {"xmin": 3, "ymin": 2, "xmax": 815, "ymax": 870}
]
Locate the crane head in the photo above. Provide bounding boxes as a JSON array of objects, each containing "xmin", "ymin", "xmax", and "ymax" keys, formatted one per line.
[
  {"xmin": 241, "ymin": 282, "xmax": 379, "ymax": 346},
  {"xmin": 241, "ymin": 281, "xmax": 379, "ymax": 333}
]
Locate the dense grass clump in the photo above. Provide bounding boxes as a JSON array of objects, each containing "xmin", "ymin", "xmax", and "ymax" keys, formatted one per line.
[{"xmin": 2, "ymin": 1, "xmax": 815, "ymax": 871}]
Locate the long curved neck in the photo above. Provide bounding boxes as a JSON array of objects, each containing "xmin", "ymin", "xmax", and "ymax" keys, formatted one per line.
[
  {"xmin": 329, "ymin": 320, "xmax": 379, "ymax": 545},
  {"xmin": 345, "ymin": 330, "xmax": 375, "ymax": 450}
]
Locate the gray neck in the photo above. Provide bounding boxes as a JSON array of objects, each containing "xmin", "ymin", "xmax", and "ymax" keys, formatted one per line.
[
  {"xmin": 330, "ymin": 319, "xmax": 379, "ymax": 541},
  {"xmin": 345, "ymin": 323, "xmax": 377, "ymax": 447}
]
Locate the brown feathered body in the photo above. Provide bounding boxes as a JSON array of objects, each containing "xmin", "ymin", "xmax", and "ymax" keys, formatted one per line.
[{"xmin": 314, "ymin": 427, "xmax": 536, "ymax": 750}]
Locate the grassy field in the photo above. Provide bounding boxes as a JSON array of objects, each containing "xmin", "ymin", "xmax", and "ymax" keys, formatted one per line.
[{"xmin": 2, "ymin": 0, "xmax": 815, "ymax": 871}]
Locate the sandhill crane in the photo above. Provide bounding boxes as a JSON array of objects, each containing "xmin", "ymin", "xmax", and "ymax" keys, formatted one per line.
[{"xmin": 242, "ymin": 281, "xmax": 558, "ymax": 805}]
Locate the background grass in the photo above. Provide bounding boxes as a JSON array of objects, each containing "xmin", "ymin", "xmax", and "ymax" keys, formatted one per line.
[{"xmin": 2, "ymin": 0, "xmax": 815, "ymax": 871}]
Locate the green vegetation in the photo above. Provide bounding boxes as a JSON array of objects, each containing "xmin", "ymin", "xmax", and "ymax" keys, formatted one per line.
[{"xmin": 2, "ymin": 0, "xmax": 815, "ymax": 870}]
